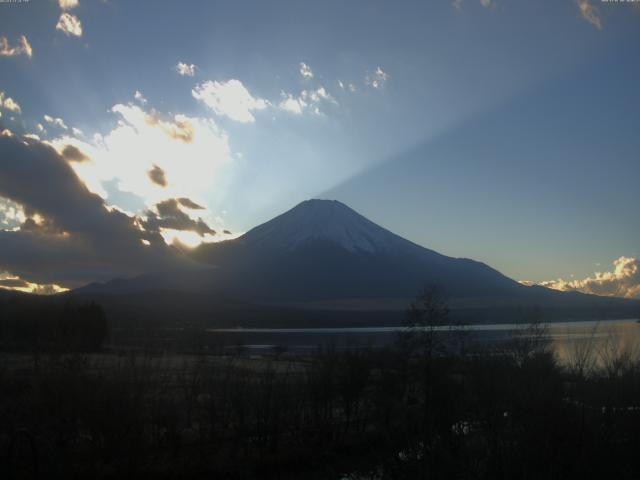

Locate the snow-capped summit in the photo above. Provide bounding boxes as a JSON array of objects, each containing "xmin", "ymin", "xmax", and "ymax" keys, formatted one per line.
[{"xmin": 240, "ymin": 199, "xmax": 419, "ymax": 254}]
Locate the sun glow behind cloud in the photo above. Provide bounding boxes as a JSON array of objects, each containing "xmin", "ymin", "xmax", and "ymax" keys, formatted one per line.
[
  {"xmin": 50, "ymin": 103, "xmax": 232, "ymax": 210},
  {"xmin": 0, "ymin": 273, "xmax": 68, "ymax": 295},
  {"xmin": 38, "ymin": 99, "xmax": 237, "ymax": 251},
  {"xmin": 160, "ymin": 229, "xmax": 215, "ymax": 248},
  {"xmin": 160, "ymin": 228, "xmax": 241, "ymax": 248}
]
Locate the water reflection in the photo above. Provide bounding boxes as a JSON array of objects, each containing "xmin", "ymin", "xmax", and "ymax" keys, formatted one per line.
[{"xmin": 551, "ymin": 319, "xmax": 640, "ymax": 367}]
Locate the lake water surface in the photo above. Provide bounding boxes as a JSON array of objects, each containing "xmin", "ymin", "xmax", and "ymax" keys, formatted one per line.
[{"xmin": 207, "ymin": 319, "xmax": 640, "ymax": 362}]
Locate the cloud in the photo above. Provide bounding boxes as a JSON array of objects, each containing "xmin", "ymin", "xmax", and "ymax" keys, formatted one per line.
[
  {"xmin": 366, "ymin": 67, "xmax": 389, "ymax": 89},
  {"xmin": 61, "ymin": 144, "xmax": 90, "ymax": 163},
  {"xmin": 0, "ymin": 278, "xmax": 29, "ymax": 288},
  {"xmin": 480, "ymin": 0, "xmax": 492, "ymax": 8},
  {"xmin": 44, "ymin": 114, "xmax": 68, "ymax": 130},
  {"xmin": 0, "ymin": 134, "xmax": 188, "ymax": 287},
  {"xmin": 134, "ymin": 90, "xmax": 147, "ymax": 104},
  {"xmin": 50, "ymin": 103, "xmax": 232, "ymax": 212},
  {"xmin": 338, "ymin": 80, "xmax": 357, "ymax": 92},
  {"xmin": 525, "ymin": 257, "xmax": 640, "ymax": 299},
  {"xmin": 278, "ymin": 87, "xmax": 336, "ymax": 115},
  {"xmin": 176, "ymin": 62, "xmax": 197, "ymax": 77},
  {"xmin": 56, "ymin": 13, "xmax": 83, "ymax": 37},
  {"xmin": 58, "ymin": 0, "xmax": 78, "ymax": 10},
  {"xmin": 148, "ymin": 164, "xmax": 167, "ymax": 187},
  {"xmin": 299, "ymin": 62, "xmax": 314, "ymax": 79},
  {"xmin": 31, "ymin": 284, "xmax": 66, "ymax": 295},
  {"xmin": 177, "ymin": 197, "xmax": 205, "ymax": 210},
  {"xmin": 576, "ymin": 0, "xmax": 602, "ymax": 30},
  {"xmin": 192, "ymin": 79, "xmax": 268, "ymax": 123},
  {"xmin": 20, "ymin": 216, "xmax": 63, "ymax": 235},
  {"xmin": 0, "ymin": 272, "xmax": 66, "ymax": 294},
  {"xmin": 142, "ymin": 110, "xmax": 195, "ymax": 143},
  {"xmin": 0, "ymin": 197, "xmax": 26, "ymax": 230},
  {"xmin": 278, "ymin": 94, "xmax": 305, "ymax": 114},
  {"xmin": 193, "ymin": 70, "xmax": 342, "ymax": 121},
  {"xmin": 0, "ymin": 35, "xmax": 33, "ymax": 58},
  {"xmin": 143, "ymin": 198, "xmax": 216, "ymax": 239},
  {"xmin": 0, "ymin": 91, "xmax": 21, "ymax": 113},
  {"xmin": 305, "ymin": 87, "xmax": 333, "ymax": 103}
]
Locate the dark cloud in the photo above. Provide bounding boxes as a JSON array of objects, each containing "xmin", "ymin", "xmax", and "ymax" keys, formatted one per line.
[
  {"xmin": 144, "ymin": 198, "xmax": 216, "ymax": 237},
  {"xmin": 0, "ymin": 278, "xmax": 29, "ymax": 288},
  {"xmin": 61, "ymin": 144, "xmax": 90, "ymax": 162},
  {"xmin": 156, "ymin": 198, "xmax": 183, "ymax": 217},
  {"xmin": 19, "ymin": 216, "xmax": 63, "ymax": 235},
  {"xmin": 147, "ymin": 164, "xmax": 167, "ymax": 187},
  {"xmin": 0, "ymin": 135, "xmax": 189, "ymax": 287},
  {"xmin": 177, "ymin": 197, "xmax": 205, "ymax": 210}
]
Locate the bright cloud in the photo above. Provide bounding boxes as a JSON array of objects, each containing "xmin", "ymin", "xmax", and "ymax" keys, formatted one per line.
[
  {"xmin": 0, "ymin": 272, "xmax": 67, "ymax": 295},
  {"xmin": 192, "ymin": 79, "xmax": 268, "ymax": 123},
  {"xmin": 50, "ymin": 102, "xmax": 232, "ymax": 211},
  {"xmin": 278, "ymin": 87, "xmax": 337, "ymax": 115},
  {"xmin": 279, "ymin": 94, "xmax": 305, "ymax": 114},
  {"xmin": 134, "ymin": 90, "xmax": 148, "ymax": 104},
  {"xmin": 0, "ymin": 35, "xmax": 33, "ymax": 58},
  {"xmin": 524, "ymin": 257, "xmax": 640, "ymax": 299},
  {"xmin": 176, "ymin": 62, "xmax": 197, "ymax": 77},
  {"xmin": 58, "ymin": 0, "xmax": 79, "ymax": 10},
  {"xmin": 576, "ymin": 0, "xmax": 602, "ymax": 30},
  {"xmin": 0, "ymin": 92, "xmax": 21, "ymax": 113},
  {"xmin": 44, "ymin": 115, "xmax": 68, "ymax": 130},
  {"xmin": 0, "ymin": 197, "xmax": 26, "ymax": 230},
  {"xmin": 56, "ymin": 13, "xmax": 83, "ymax": 37},
  {"xmin": 299, "ymin": 62, "xmax": 314, "ymax": 79},
  {"xmin": 367, "ymin": 66, "xmax": 389, "ymax": 89}
]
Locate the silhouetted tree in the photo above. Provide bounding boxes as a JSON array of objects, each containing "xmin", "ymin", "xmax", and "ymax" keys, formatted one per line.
[{"xmin": 400, "ymin": 286, "xmax": 450, "ymax": 362}]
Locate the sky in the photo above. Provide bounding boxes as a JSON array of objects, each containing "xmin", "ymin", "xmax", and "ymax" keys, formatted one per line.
[{"xmin": 0, "ymin": 0, "xmax": 639, "ymax": 297}]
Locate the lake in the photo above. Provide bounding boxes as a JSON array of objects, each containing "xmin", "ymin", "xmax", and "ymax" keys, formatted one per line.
[{"xmin": 207, "ymin": 318, "xmax": 640, "ymax": 362}]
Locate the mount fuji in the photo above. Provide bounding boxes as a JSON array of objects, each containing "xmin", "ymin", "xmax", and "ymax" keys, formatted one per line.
[
  {"xmin": 75, "ymin": 199, "xmax": 637, "ymax": 324},
  {"xmin": 188, "ymin": 199, "xmax": 526, "ymax": 302}
]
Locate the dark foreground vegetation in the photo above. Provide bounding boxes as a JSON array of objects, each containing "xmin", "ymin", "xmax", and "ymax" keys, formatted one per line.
[{"xmin": 1, "ymin": 291, "xmax": 640, "ymax": 479}]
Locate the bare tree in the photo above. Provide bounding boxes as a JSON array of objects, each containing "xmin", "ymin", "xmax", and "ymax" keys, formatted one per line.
[
  {"xmin": 400, "ymin": 286, "xmax": 450, "ymax": 362},
  {"xmin": 506, "ymin": 306, "xmax": 551, "ymax": 367}
]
